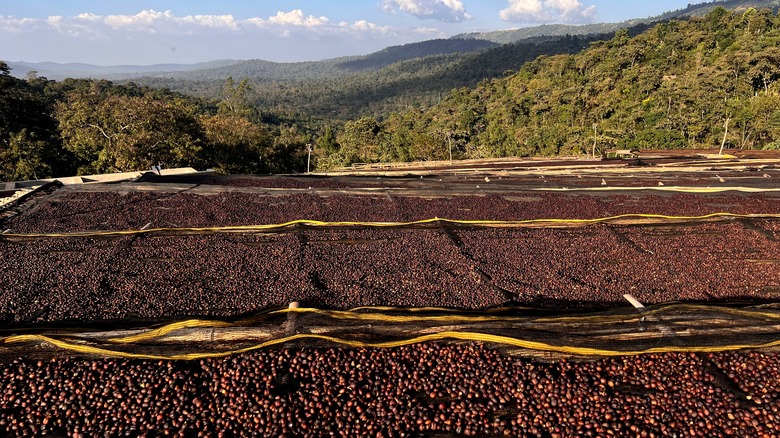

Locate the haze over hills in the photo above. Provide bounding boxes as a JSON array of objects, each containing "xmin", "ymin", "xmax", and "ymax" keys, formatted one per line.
[
  {"xmin": 9, "ymin": 0, "xmax": 779, "ymax": 84},
  {"xmin": 152, "ymin": 38, "xmax": 501, "ymax": 82},
  {"xmin": 318, "ymin": 4, "xmax": 780, "ymax": 168},
  {"xmin": 7, "ymin": 39, "xmax": 499, "ymax": 82},
  {"xmin": 134, "ymin": 33, "xmax": 602, "ymax": 120},
  {"xmin": 7, "ymin": 0, "xmax": 774, "ymax": 122},
  {"xmin": 7, "ymin": 60, "xmax": 243, "ymax": 81}
]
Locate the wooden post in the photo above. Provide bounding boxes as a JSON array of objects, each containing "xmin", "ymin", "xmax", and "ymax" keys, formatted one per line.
[
  {"xmin": 285, "ymin": 302, "xmax": 300, "ymax": 336},
  {"xmin": 719, "ymin": 118, "xmax": 730, "ymax": 156}
]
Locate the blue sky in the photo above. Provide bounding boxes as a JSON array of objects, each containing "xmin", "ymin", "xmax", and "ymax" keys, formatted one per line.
[{"xmin": 1, "ymin": 1, "xmax": 697, "ymax": 65}]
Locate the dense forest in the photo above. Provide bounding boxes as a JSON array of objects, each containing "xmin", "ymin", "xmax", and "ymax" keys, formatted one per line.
[
  {"xmin": 129, "ymin": 35, "xmax": 600, "ymax": 121},
  {"xmin": 456, "ymin": 0, "xmax": 780, "ymax": 44},
  {"xmin": 322, "ymin": 7, "xmax": 780, "ymax": 167},
  {"xmin": 0, "ymin": 69, "xmax": 317, "ymax": 180},
  {"xmin": 2, "ymin": 6, "xmax": 780, "ymax": 180}
]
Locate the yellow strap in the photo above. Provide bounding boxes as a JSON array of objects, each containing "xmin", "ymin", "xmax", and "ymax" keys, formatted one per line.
[
  {"xmin": 107, "ymin": 319, "xmax": 234, "ymax": 344},
  {"xmin": 3, "ymin": 213, "xmax": 778, "ymax": 239},
  {"xmin": 26, "ymin": 304, "xmax": 780, "ymax": 345},
  {"xmin": 5, "ymin": 331, "xmax": 780, "ymax": 361}
]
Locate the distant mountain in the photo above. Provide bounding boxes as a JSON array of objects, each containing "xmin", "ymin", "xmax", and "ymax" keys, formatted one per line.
[
  {"xmin": 133, "ymin": 33, "xmax": 600, "ymax": 120},
  {"xmin": 453, "ymin": 23, "xmax": 630, "ymax": 44},
  {"xmin": 654, "ymin": 0, "xmax": 780, "ymax": 20},
  {"xmin": 6, "ymin": 39, "xmax": 497, "ymax": 82},
  {"xmin": 124, "ymin": 38, "xmax": 500, "ymax": 82},
  {"xmin": 335, "ymin": 39, "xmax": 498, "ymax": 71},
  {"xmin": 454, "ymin": 0, "xmax": 780, "ymax": 44},
  {"xmin": 6, "ymin": 60, "xmax": 242, "ymax": 81},
  {"xmin": 320, "ymin": 6, "xmax": 780, "ymax": 167},
  {"xmin": 7, "ymin": 0, "xmax": 779, "ymax": 122}
]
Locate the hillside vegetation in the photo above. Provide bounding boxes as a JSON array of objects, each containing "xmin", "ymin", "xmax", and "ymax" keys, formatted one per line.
[
  {"xmin": 456, "ymin": 0, "xmax": 780, "ymax": 44},
  {"xmin": 3, "ymin": 6, "xmax": 780, "ymax": 180},
  {"xmin": 134, "ymin": 2, "xmax": 780, "ymax": 123},
  {"xmin": 321, "ymin": 7, "xmax": 780, "ymax": 167},
  {"xmin": 132, "ymin": 36, "xmax": 599, "ymax": 120},
  {"xmin": 0, "ymin": 71, "xmax": 318, "ymax": 181}
]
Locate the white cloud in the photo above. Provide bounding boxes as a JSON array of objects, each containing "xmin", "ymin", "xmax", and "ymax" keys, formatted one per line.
[
  {"xmin": 0, "ymin": 9, "xmax": 411, "ymax": 64},
  {"xmin": 412, "ymin": 27, "xmax": 445, "ymax": 36},
  {"xmin": 46, "ymin": 16, "xmax": 62, "ymax": 26},
  {"xmin": 382, "ymin": 0, "xmax": 470, "ymax": 22},
  {"xmin": 499, "ymin": 0, "xmax": 596, "ymax": 23},
  {"xmin": 265, "ymin": 10, "xmax": 330, "ymax": 27},
  {"xmin": 0, "ymin": 16, "xmax": 38, "ymax": 33},
  {"xmin": 76, "ymin": 13, "xmax": 101, "ymax": 21},
  {"xmin": 101, "ymin": 10, "xmax": 241, "ymax": 32},
  {"xmin": 2, "ymin": 10, "xmax": 393, "ymax": 38},
  {"xmin": 185, "ymin": 15, "xmax": 239, "ymax": 30}
]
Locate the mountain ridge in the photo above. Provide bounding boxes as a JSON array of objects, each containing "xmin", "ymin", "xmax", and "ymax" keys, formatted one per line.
[
  {"xmin": 6, "ymin": 39, "xmax": 499, "ymax": 82},
  {"xmin": 10, "ymin": 1, "xmax": 779, "ymax": 82},
  {"xmin": 454, "ymin": 0, "xmax": 780, "ymax": 43},
  {"xmin": 7, "ymin": 59, "xmax": 242, "ymax": 80}
]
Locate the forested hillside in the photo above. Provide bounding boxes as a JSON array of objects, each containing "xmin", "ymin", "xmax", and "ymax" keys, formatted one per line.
[
  {"xmin": 0, "ymin": 69, "xmax": 317, "ymax": 181},
  {"xmin": 456, "ymin": 0, "xmax": 780, "ymax": 44},
  {"xmin": 131, "ymin": 35, "xmax": 599, "ymax": 120},
  {"xmin": 321, "ymin": 7, "xmax": 780, "ymax": 167},
  {"xmin": 3, "ymin": 6, "xmax": 780, "ymax": 180}
]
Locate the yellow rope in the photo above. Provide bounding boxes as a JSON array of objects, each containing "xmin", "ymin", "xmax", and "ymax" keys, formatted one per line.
[
  {"xmin": 532, "ymin": 304, "xmax": 780, "ymax": 324},
  {"xmin": 107, "ymin": 319, "xmax": 234, "ymax": 344},
  {"xmin": 36, "ymin": 304, "xmax": 780, "ymax": 346},
  {"xmin": 273, "ymin": 305, "xmax": 780, "ymax": 325},
  {"xmin": 2, "ymin": 213, "xmax": 778, "ymax": 239},
  {"xmin": 5, "ymin": 331, "xmax": 780, "ymax": 361},
  {"xmin": 269, "ymin": 308, "xmax": 516, "ymax": 323},
  {"xmin": 3, "ymin": 304, "xmax": 780, "ymax": 360},
  {"xmin": 538, "ymin": 187, "xmax": 780, "ymax": 193}
]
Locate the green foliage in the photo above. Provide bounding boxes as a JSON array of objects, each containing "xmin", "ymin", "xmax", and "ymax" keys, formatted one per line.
[
  {"xmin": 0, "ymin": 69, "xmax": 318, "ymax": 180},
  {"xmin": 127, "ymin": 34, "xmax": 600, "ymax": 122},
  {"xmin": 0, "ymin": 129, "xmax": 52, "ymax": 181},
  {"xmin": 55, "ymin": 92, "xmax": 204, "ymax": 173},
  {"xmin": 0, "ymin": 62, "xmax": 72, "ymax": 181},
  {"xmin": 218, "ymin": 77, "xmax": 254, "ymax": 118},
  {"xmin": 321, "ymin": 9, "xmax": 780, "ymax": 168},
  {"xmin": 6, "ymin": 6, "xmax": 780, "ymax": 178},
  {"xmin": 199, "ymin": 114, "xmax": 270, "ymax": 174}
]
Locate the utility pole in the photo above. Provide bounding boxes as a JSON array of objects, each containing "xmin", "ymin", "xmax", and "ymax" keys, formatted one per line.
[
  {"xmin": 447, "ymin": 133, "xmax": 453, "ymax": 162},
  {"xmin": 592, "ymin": 123, "xmax": 598, "ymax": 158},
  {"xmin": 306, "ymin": 143, "xmax": 313, "ymax": 174}
]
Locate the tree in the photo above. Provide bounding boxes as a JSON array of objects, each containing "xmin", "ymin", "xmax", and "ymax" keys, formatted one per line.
[
  {"xmin": 337, "ymin": 117, "xmax": 384, "ymax": 165},
  {"xmin": 218, "ymin": 77, "xmax": 254, "ymax": 118},
  {"xmin": 315, "ymin": 126, "xmax": 340, "ymax": 155},
  {"xmin": 56, "ymin": 92, "xmax": 204, "ymax": 173},
  {"xmin": 0, "ymin": 61, "xmax": 68, "ymax": 181},
  {"xmin": 748, "ymin": 48, "xmax": 780, "ymax": 94},
  {"xmin": 199, "ymin": 114, "xmax": 270, "ymax": 174},
  {"xmin": 267, "ymin": 125, "xmax": 308, "ymax": 173},
  {"xmin": 0, "ymin": 129, "xmax": 51, "ymax": 181}
]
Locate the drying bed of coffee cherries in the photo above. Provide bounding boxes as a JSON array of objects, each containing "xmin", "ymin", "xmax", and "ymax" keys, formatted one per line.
[
  {"xmin": 137, "ymin": 169, "xmax": 778, "ymax": 189},
  {"xmin": 0, "ymin": 345, "xmax": 778, "ymax": 437},
  {"xmin": 0, "ymin": 219, "xmax": 778, "ymax": 323},
  {"xmin": 5, "ymin": 190, "xmax": 780, "ymax": 233},
  {"xmin": 457, "ymin": 221, "xmax": 780, "ymax": 307},
  {"xmin": 2, "ymin": 181, "xmax": 780, "ymax": 437},
  {"xmin": 0, "ymin": 229, "xmax": 508, "ymax": 323}
]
